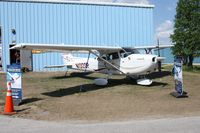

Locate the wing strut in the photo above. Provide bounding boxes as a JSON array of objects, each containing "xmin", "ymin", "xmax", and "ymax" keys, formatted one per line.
[
  {"xmin": 89, "ymin": 50, "xmax": 126, "ymax": 75},
  {"xmin": 84, "ymin": 52, "xmax": 90, "ymax": 72}
]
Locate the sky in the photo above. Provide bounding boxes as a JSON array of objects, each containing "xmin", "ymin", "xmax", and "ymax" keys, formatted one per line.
[
  {"xmin": 70, "ymin": 0, "xmax": 179, "ymax": 44},
  {"xmin": 149, "ymin": 0, "xmax": 178, "ymax": 44}
]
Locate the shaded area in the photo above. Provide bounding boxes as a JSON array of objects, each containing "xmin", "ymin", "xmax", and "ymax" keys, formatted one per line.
[
  {"xmin": 43, "ymin": 84, "xmax": 97, "ymax": 97},
  {"xmin": 42, "ymin": 77, "xmax": 168, "ymax": 97},
  {"xmin": 147, "ymin": 71, "xmax": 172, "ymax": 79},
  {"xmin": 16, "ymin": 107, "xmax": 31, "ymax": 113},
  {"xmin": 150, "ymin": 81, "xmax": 168, "ymax": 87},
  {"xmin": 20, "ymin": 98, "xmax": 43, "ymax": 105},
  {"xmin": 51, "ymin": 72, "xmax": 95, "ymax": 80}
]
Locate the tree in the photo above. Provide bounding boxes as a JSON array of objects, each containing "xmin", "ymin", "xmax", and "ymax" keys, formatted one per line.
[{"xmin": 170, "ymin": 0, "xmax": 200, "ymax": 68}]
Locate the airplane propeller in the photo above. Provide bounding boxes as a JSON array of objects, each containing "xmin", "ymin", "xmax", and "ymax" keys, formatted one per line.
[{"xmin": 157, "ymin": 39, "xmax": 162, "ymax": 72}]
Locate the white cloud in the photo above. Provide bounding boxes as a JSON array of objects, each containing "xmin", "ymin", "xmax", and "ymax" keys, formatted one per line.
[{"xmin": 156, "ymin": 20, "xmax": 174, "ymax": 44}]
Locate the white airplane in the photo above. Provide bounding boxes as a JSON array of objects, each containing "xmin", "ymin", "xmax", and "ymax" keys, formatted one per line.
[{"xmin": 11, "ymin": 43, "xmax": 173, "ymax": 86}]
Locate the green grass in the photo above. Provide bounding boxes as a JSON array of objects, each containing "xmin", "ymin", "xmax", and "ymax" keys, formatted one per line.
[
  {"xmin": 183, "ymin": 65, "xmax": 200, "ymax": 73},
  {"xmin": 163, "ymin": 64, "xmax": 200, "ymax": 73}
]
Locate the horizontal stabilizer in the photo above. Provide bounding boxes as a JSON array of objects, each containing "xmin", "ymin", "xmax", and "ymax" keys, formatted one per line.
[
  {"xmin": 44, "ymin": 65, "xmax": 71, "ymax": 68},
  {"xmin": 134, "ymin": 45, "xmax": 173, "ymax": 50}
]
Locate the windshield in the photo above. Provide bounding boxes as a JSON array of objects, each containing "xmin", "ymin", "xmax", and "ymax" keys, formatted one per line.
[{"xmin": 120, "ymin": 48, "xmax": 140, "ymax": 58}]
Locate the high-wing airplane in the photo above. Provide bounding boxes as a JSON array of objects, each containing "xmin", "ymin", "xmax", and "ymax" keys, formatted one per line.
[{"xmin": 11, "ymin": 43, "xmax": 173, "ymax": 86}]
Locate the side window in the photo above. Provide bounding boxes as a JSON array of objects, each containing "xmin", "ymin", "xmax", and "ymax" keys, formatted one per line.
[
  {"xmin": 120, "ymin": 50, "xmax": 128, "ymax": 58},
  {"xmin": 109, "ymin": 52, "xmax": 119, "ymax": 60},
  {"xmin": 99, "ymin": 55, "xmax": 108, "ymax": 61}
]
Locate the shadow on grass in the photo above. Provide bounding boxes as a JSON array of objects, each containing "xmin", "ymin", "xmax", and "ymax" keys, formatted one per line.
[
  {"xmin": 147, "ymin": 71, "xmax": 171, "ymax": 79},
  {"xmin": 16, "ymin": 107, "xmax": 31, "ymax": 113},
  {"xmin": 20, "ymin": 98, "xmax": 43, "ymax": 105},
  {"xmin": 150, "ymin": 81, "xmax": 168, "ymax": 87},
  {"xmin": 51, "ymin": 72, "xmax": 95, "ymax": 80},
  {"xmin": 42, "ymin": 77, "xmax": 168, "ymax": 97}
]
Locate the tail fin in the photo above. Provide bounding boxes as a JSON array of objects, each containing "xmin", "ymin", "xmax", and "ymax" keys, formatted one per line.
[{"xmin": 62, "ymin": 53, "xmax": 74, "ymax": 65}]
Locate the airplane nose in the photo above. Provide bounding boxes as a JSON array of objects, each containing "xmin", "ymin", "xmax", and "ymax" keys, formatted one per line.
[{"xmin": 152, "ymin": 57, "xmax": 165, "ymax": 62}]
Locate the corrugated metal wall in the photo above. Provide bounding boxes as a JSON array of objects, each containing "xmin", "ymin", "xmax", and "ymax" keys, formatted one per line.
[{"xmin": 0, "ymin": 1, "xmax": 154, "ymax": 71}]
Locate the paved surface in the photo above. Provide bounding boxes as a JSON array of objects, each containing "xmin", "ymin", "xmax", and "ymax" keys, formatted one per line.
[{"xmin": 0, "ymin": 116, "xmax": 200, "ymax": 133}]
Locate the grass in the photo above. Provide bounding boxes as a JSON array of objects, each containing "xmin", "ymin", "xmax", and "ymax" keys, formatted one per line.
[
  {"xmin": 163, "ymin": 64, "xmax": 200, "ymax": 73},
  {"xmin": 0, "ymin": 67, "xmax": 200, "ymax": 121},
  {"xmin": 183, "ymin": 65, "xmax": 200, "ymax": 73}
]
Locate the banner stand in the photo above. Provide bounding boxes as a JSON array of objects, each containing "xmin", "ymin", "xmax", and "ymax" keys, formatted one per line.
[
  {"xmin": 7, "ymin": 64, "xmax": 22, "ymax": 106},
  {"xmin": 170, "ymin": 91, "xmax": 188, "ymax": 98},
  {"xmin": 170, "ymin": 56, "xmax": 188, "ymax": 98}
]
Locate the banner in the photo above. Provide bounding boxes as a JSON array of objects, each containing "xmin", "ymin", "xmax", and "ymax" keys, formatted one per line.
[
  {"xmin": 7, "ymin": 65, "xmax": 22, "ymax": 105},
  {"xmin": 172, "ymin": 56, "xmax": 183, "ymax": 95}
]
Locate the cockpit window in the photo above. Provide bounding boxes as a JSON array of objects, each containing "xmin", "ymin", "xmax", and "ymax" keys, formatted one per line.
[
  {"xmin": 100, "ymin": 52, "xmax": 119, "ymax": 61},
  {"xmin": 108, "ymin": 52, "xmax": 119, "ymax": 60},
  {"xmin": 120, "ymin": 50, "xmax": 128, "ymax": 58}
]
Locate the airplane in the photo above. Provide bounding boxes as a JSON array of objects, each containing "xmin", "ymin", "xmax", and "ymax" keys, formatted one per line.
[{"xmin": 11, "ymin": 43, "xmax": 173, "ymax": 86}]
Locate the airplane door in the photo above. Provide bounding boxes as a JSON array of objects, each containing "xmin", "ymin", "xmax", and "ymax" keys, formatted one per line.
[{"xmin": 107, "ymin": 52, "xmax": 121, "ymax": 74}]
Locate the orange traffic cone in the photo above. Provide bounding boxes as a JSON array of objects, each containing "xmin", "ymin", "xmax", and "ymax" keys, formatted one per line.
[{"xmin": 3, "ymin": 82, "xmax": 16, "ymax": 115}]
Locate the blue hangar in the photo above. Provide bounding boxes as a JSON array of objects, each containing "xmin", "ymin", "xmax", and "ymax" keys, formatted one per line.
[{"xmin": 0, "ymin": 0, "xmax": 154, "ymax": 72}]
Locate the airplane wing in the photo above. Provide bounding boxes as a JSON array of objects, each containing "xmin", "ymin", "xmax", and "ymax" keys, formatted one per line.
[
  {"xmin": 11, "ymin": 43, "xmax": 173, "ymax": 52},
  {"xmin": 134, "ymin": 44, "xmax": 173, "ymax": 50},
  {"xmin": 11, "ymin": 43, "xmax": 126, "ymax": 74},
  {"xmin": 10, "ymin": 43, "xmax": 122, "ymax": 53},
  {"xmin": 10, "ymin": 43, "xmax": 170, "ymax": 75}
]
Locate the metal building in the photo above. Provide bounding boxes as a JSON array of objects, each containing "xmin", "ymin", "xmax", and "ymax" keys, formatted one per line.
[{"xmin": 0, "ymin": 0, "xmax": 154, "ymax": 72}]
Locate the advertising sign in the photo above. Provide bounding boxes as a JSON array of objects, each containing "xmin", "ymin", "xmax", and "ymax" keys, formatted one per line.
[
  {"xmin": 172, "ymin": 56, "xmax": 183, "ymax": 95},
  {"xmin": 7, "ymin": 65, "xmax": 22, "ymax": 105}
]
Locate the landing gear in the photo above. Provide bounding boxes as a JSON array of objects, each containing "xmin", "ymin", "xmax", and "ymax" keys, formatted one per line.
[
  {"xmin": 158, "ymin": 61, "xmax": 162, "ymax": 72},
  {"xmin": 137, "ymin": 78, "xmax": 152, "ymax": 86},
  {"xmin": 94, "ymin": 78, "xmax": 108, "ymax": 86},
  {"xmin": 94, "ymin": 72, "xmax": 111, "ymax": 86},
  {"xmin": 64, "ymin": 71, "xmax": 68, "ymax": 77},
  {"xmin": 128, "ymin": 75, "xmax": 153, "ymax": 86}
]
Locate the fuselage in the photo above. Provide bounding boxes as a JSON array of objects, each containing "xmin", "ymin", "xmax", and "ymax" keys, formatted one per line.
[{"xmin": 62, "ymin": 48, "xmax": 161, "ymax": 76}]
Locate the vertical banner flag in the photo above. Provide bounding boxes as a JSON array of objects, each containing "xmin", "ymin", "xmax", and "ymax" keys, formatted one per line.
[
  {"xmin": 172, "ymin": 56, "xmax": 183, "ymax": 95},
  {"xmin": 7, "ymin": 65, "xmax": 22, "ymax": 105}
]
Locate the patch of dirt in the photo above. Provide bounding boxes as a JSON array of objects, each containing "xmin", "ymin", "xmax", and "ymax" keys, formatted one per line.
[{"xmin": 0, "ymin": 69, "xmax": 200, "ymax": 122}]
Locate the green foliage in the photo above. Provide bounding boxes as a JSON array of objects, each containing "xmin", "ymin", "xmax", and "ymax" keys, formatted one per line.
[
  {"xmin": 183, "ymin": 65, "xmax": 200, "ymax": 73},
  {"xmin": 170, "ymin": 0, "xmax": 200, "ymax": 67}
]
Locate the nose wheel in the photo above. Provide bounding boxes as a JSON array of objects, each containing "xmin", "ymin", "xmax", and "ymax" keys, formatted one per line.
[{"xmin": 137, "ymin": 78, "xmax": 152, "ymax": 86}]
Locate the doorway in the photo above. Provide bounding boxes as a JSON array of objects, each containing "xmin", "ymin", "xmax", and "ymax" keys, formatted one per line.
[
  {"xmin": 10, "ymin": 44, "xmax": 20, "ymax": 65},
  {"xmin": 9, "ymin": 44, "xmax": 33, "ymax": 71}
]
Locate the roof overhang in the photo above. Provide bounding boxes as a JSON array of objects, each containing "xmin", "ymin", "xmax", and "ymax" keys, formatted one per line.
[{"xmin": 2, "ymin": 0, "xmax": 155, "ymax": 8}]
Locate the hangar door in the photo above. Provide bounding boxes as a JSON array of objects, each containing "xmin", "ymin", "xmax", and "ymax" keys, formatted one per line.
[{"xmin": 10, "ymin": 44, "xmax": 32, "ymax": 71}]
